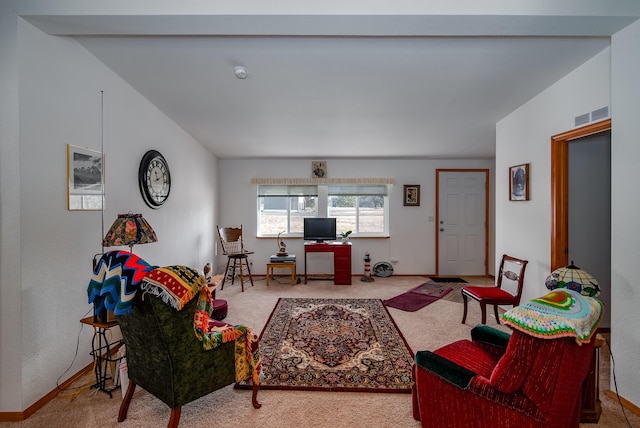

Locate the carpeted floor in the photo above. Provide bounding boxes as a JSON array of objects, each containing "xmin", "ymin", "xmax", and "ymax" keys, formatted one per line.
[
  {"xmin": 240, "ymin": 297, "xmax": 413, "ymax": 392},
  {"xmin": 2, "ymin": 275, "xmax": 637, "ymax": 428}
]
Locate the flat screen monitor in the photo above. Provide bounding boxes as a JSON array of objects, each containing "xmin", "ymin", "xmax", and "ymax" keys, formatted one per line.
[{"xmin": 303, "ymin": 218, "xmax": 337, "ymax": 243}]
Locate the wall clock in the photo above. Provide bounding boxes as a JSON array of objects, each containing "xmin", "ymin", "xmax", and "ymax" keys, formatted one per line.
[{"xmin": 138, "ymin": 150, "xmax": 171, "ymax": 208}]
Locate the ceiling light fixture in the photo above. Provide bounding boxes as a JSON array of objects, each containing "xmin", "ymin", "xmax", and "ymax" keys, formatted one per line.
[{"xmin": 234, "ymin": 66, "xmax": 248, "ymax": 79}]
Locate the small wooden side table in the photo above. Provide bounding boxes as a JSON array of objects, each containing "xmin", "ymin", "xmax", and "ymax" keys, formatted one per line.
[
  {"xmin": 581, "ymin": 333, "xmax": 605, "ymax": 422},
  {"xmin": 80, "ymin": 316, "xmax": 124, "ymax": 398},
  {"xmin": 266, "ymin": 262, "xmax": 297, "ymax": 286}
]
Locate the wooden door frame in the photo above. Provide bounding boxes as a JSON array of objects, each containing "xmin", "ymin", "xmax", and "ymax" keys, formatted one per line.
[
  {"xmin": 435, "ymin": 169, "xmax": 490, "ymax": 277},
  {"xmin": 550, "ymin": 119, "xmax": 611, "ymax": 270}
]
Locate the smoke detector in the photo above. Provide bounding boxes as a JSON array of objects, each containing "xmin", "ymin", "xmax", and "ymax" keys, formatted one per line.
[{"xmin": 234, "ymin": 66, "xmax": 248, "ymax": 79}]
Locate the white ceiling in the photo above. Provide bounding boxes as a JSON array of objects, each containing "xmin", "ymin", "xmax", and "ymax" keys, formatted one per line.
[{"xmin": 25, "ymin": 11, "xmax": 637, "ymax": 159}]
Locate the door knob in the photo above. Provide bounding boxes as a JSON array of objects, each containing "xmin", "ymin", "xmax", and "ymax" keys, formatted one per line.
[{"xmin": 440, "ymin": 228, "xmax": 445, "ymax": 232}]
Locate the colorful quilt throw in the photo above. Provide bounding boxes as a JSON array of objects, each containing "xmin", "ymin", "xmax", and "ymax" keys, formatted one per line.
[
  {"xmin": 87, "ymin": 251, "xmax": 153, "ymax": 316},
  {"xmin": 140, "ymin": 265, "xmax": 206, "ymax": 310},
  {"xmin": 502, "ymin": 289, "xmax": 602, "ymax": 345}
]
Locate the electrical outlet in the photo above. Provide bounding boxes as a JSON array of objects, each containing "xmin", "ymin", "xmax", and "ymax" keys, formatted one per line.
[{"xmin": 249, "ymin": 259, "xmax": 254, "ymax": 267}]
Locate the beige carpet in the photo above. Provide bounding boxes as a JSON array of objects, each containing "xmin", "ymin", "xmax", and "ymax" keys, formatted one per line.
[{"xmin": 2, "ymin": 276, "xmax": 638, "ymax": 428}]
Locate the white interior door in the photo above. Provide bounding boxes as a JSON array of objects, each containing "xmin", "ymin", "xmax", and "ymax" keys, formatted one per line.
[{"xmin": 437, "ymin": 171, "xmax": 486, "ymax": 276}]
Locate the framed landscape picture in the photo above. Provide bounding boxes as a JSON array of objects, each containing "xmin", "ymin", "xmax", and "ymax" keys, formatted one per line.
[
  {"xmin": 67, "ymin": 144, "xmax": 105, "ymax": 210},
  {"xmin": 509, "ymin": 163, "xmax": 530, "ymax": 201},
  {"xmin": 403, "ymin": 184, "xmax": 420, "ymax": 206}
]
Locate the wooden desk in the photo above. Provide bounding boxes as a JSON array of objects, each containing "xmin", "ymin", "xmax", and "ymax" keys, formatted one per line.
[
  {"xmin": 304, "ymin": 242, "xmax": 352, "ymax": 285},
  {"xmin": 266, "ymin": 262, "xmax": 297, "ymax": 286}
]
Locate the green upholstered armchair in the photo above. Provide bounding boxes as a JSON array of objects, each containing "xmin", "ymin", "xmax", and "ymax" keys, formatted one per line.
[{"xmin": 116, "ymin": 291, "xmax": 260, "ymax": 428}]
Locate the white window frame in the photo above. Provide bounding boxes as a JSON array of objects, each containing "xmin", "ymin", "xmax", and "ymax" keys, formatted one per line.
[{"xmin": 257, "ymin": 184, "xmax": 389, "ymax": 237}]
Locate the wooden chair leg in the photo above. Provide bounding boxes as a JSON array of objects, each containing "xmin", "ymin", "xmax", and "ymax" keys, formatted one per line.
[
  {"xmin": 245, "ymin": 258, "xmax": 254, "ymax": 287},
  {"xmin": 231, "ymin": 259, "xmax": 238, "ymax": 284},
  {"xmin": 118, "ymin": 380, "xmax": 137, "ymax": 422},
  {"xmin": 461, "ymin": 293, "xmax": 469, "ymax": 324},
  {"xmin": 252, "ymin": 383, "xmax": 261, "ymax": 409},
  {"xmin": 494, "ymin": 305, "xmax": 501, "ymax": 324},
  {"xmin": 480, "ymin": 302, "xmax": 487, "ymax": 324},
  {"xmin": 221, "ymin": 258, "xmax": 232, "ymax": 290},
  {"xmin": 238, "ymin": 259, "xmax": 245, "ymax": 292},
  {"xmin": 168, "ymin": 407, "xmax": 181, "ymax": 428}
]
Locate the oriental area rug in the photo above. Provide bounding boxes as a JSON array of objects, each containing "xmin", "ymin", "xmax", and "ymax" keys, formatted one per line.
[{"xmin": 237, "ymin": 298, "xmax": 414, "ymax": 393}]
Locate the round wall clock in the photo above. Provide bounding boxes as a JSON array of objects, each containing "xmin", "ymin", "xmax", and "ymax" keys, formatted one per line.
[{"xmin": 138, "ymin": 150, "xmax": 171, "ymax": 208}]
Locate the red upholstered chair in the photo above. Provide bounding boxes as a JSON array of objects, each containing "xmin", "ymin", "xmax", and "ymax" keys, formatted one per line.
[
  {"xmin": 462, "ymin": 254, "xmax": 528, "ymax": 324},
  {"xmin": 412, "ymin": 324, "xmax": 597, "ymax": 428}
]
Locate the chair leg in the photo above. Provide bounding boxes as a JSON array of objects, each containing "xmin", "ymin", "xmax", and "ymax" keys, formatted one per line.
[
  {"xmin": 245, "ymin": 258, "xmax": 254, "ymax": 287},
  {"xmin": 118, "ymin": 380, "xmax": 137, "ymax": 422},
  {"xmin": 168, "ymin": 407, "xmax": 182, "ymax": 428},
  {"xmin": 461, "ymin": 293, "xmax": 469, "ymax": 324},
  {"xmin": 494, "ymin": 305, "xmax": 501, "ymax": 324},
  {"xmin": 238, "ymin": 259, "xmax": 245, "ymax": 292},
  {"xmin": 221, "ymin": 258, "xmax": 232, "ymax": 290},
  {"xmin": 252, "ymin": 383, "xmax": 261, "ymax": 409},
  {"xmin": 480, "ymin": 302, "xmax": 487, "ymax": 324},
  {"xmin": 231, "ymin": 259, "xmax": 238, "ymax": 285}
]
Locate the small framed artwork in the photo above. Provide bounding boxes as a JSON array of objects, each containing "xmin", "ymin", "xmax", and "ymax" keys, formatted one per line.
[
  {"xmin": 403, "ymin": 184, "xmax": 420, "ymax": 206},
  {"xmin": 509, "ymin": 163, "xmax": 530, "ymax": 201},
  {"xmin": 312, "ymin": 160, "xmax": 327, "ymax": 178},
  {"xmin": 67, "ymin": 144, "xmax": 105, "ymax": 210}
]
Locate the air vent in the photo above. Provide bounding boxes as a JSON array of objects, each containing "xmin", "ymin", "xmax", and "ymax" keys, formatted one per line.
[
  {"xmin": 575, "ymin": 113, "xmax": 590, "ymax": 127},
  {"xmin": 591, "ymin": 106, "xmax": 609, "ymax": 121}
]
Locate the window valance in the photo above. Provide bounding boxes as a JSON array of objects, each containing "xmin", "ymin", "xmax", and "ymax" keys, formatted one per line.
[{"xmin": 250, "ymin": 178, "xmax": 395, "ymax": 185}]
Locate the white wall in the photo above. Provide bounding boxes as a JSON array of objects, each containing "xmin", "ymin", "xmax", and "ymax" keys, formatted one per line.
[
  {"xmin": 611, "ymin": 19, "xmax": 640, "ymax": 409},
  {"xmin": 0, "ymin": 0, "xmax": 24, "ymax": 412},
  {"xmin": 218, "ymin": 158, "xmax": 493, "ymax": 276},
  {"xmin": 496, "ymin": 47, "xmax": 610, "ymax": 304},
  {"xmin": 0, "ymin": 18, "xmax": 218, "ymax": 410}
]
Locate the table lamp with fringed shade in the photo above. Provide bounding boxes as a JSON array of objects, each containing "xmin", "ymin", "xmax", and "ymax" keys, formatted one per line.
[
  {"xmin": 545, "ymin": 261, "xmax": 601, "ymax": 297},
  {"xmin": 102, "ymin": 213, "xmax": 157, "ymax": 252}
]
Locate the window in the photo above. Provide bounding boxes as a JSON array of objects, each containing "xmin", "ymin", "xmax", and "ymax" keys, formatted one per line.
[
  {"xmin": 328, "ymin": 185, "xmax": 388, "ymax": 235},
  {"xmin": 258, "ymin": 185, "xmax": 318, "ymax": 235},
  {"xmin": 258, "ymin": 184, "xmax": 389, "ymax": 237}
]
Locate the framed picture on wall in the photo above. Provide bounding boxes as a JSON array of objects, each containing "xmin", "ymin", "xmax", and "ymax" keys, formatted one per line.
[
  {"xmin": 67, "ymin": 144, "xmax": 105, "ymax": 210},
  {"xmin": 312, "ymin": 160, "xmax": 327, "ymax": 178},
  {"xmin": 509, "ymin": 163, "xmax": 530, "ymax": 201},
  {"xmin": 403, "ymin": 184, "xmax": 420, "ymax": 206}
]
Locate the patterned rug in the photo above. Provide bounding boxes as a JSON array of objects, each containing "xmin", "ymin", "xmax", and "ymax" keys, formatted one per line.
[
  {"xmin": 238, "ymin": 298, "xmax": 414, "ymax": 393},
  {"xmin": 383, "ymin": 282, "xmax": 453, "ymax": 311}
]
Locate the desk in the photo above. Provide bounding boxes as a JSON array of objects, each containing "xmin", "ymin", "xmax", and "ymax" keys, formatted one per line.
[
  {"xmin": 266, "ymin": 262, "xmax": 297, "ymax": 286},
  {"xmin": 80, "ymin": 316, "xmax": 124, "ymax": 398},
  {"xmin": 304, "ymin": 242, "xmax": 352, "ymax": 285}
]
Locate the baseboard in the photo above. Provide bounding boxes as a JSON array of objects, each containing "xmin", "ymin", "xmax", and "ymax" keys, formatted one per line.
[
  {"xmin": 0, "ymin": 361, "xmax": 93, "ymax": 422},
  {"xmin": 0, "ymin": 342, "xmax": 124, "ymax": 422},
  {"xmin": 605, "ymin": 389, "xmax": 640, "ymax": 418}
]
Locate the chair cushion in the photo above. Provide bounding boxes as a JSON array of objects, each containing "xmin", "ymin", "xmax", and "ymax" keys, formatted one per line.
[
  {"xmin": 463, "ymin": 285, "xmax": 514, "ymax": 300},
  {"xmin": 434, "ymin": 339, "xmax": 502, "ymax": 379}
]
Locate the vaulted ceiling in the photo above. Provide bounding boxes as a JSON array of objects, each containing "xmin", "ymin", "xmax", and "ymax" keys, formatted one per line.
[{"xmin": 25, "ymin": 10, "xmax": 638, "ymax": 159}]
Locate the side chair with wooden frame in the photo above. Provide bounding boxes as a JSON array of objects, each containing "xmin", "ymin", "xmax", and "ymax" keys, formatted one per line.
[
  {"xmin": 217, "ymin": 225, "xmax": 254, "ymax": 292},
  {"xmin": 461, "ymin": 254, "xmax": 529, "ymax": 324}
]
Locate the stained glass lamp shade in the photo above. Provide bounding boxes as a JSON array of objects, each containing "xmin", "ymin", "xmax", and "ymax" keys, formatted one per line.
[
  {"xmin": 102, "ymin": 213, "xmax": 157, "ymax": 252},
  {"xmin": 545, "ymin": 261, "xmax": 600, "ymax": 297}
]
